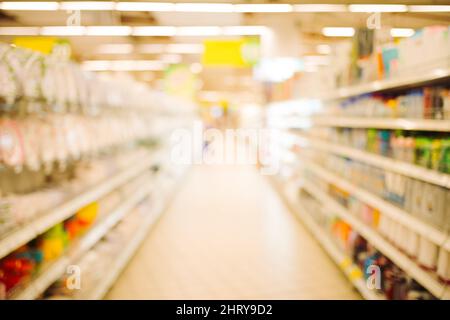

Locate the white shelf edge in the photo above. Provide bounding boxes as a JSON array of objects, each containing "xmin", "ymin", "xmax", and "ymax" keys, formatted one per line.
[
  {"xmin": 323, "ymin": 67, "xmax": 450, "ymax": 100},
  {"xmin": 271, "ymin": 177, "xmax": 384, "ymax": 300},
  {"xmin": 302, "ymin": 180, "xmax": 447, "ymax": 299},
  {"xmin": 0, "ymin": 151, "xmax": 160, "ymax": 260},
  {"xmin": 305, "ymin": 161, "xmax": 448, "ymax": 247},
  {"xmin": 293, "ymin": 133, "xmax": 450, "ymax": 189},
  {"xmin": 10, "ymin": 181, "xmax": 156, "ymax": 300},
  {"xmin": 312, "ymin": 117, "xmax": 450, "ymax": 132}
]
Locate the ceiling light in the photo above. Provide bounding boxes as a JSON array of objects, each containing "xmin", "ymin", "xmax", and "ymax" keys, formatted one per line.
[
  {"xmin": 348, "ymin": 4, "xmax": 407, "ymax": 12},
  {"xmin": 316, "ymin": 44, "xmax": 331, "ymax": 55},
  {"xmin": 234, "ymin": 4, "xmax": 293, "ymax": 13},
  {"xmin": 137, "ymin": 44, "xmax": 166, "ymax": 53},
  {"xmin": 175, "ymin": 3, "xmax": 234, "ymax": 13},
  {"xmin": 177, "ymin": 26, "xmax": 222, "ymax": 36},
  {"xmin": 322, "ymin": 27, "xmax": 355, "ymax": 37},
  {"xmin": 115, "ymin": 2, "xmax": 174, "ymax": 12},
  {"xmin": 95, "ymin": 43, "xmax": 134, "ymax": 54},
  {"xmin": 0, "ymin": 1, "xmax": 59, "ymax": 10},
  {"xmin": 408, "ymin": 5, "xmax": 450, "ymax": 12},
  {"xmin": 40, "ymin": 26, "xmax": 86, "ymax": 36},
  {"xmin": 59, "ymin": 1, "xmax": 115, "ymax": 10},
  {"xmin": 222, "ymin": 26, "xmax": 269, "ymax": 36},
  {"xmin": 82, "ymin": 60, "xmax": 166, "ymax": 71},
  {"xmin": 160, "ymin": 54, "xmax": 182, "ymax": 64},
  {"xmin": 293, "ymin": 4, "xmax": 347, "ymax": 12},
  {"xmin": 166, "ymin": 43, "xmax": 203, "ymax": 54},
  {"xmin": 0, "ymin": 27, "xmax": 40, "ymax": 35},
  {"xmin": 390, "ymin": 28, "xmax": 415, "ymax": 38},
  {"xmin": 86, "ymin": 26, "xmax": 132, "ymax": 36},
  {"xmin": 132, "ymin": 26, "xmax": 177, "ymax": 36}
]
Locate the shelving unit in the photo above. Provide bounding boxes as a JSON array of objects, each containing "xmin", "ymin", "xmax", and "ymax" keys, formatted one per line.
[
  {"xmin": 292, "ymin": 133, "xmax": 450, "ymax": 189},
  {"xmin": 9, "ymin": 181, "xmax": 156, "ymax": 300},
  {"xmin": 301, "ymin": 179, "xmax": 447, "ymax": 299},
  {"xmin": 304, "ymin": 160, "xmax": 448, "ymax": 247},
  {"xmin": 0, "ymin": 151, "xmax": 161, "ymax": 261},
  {"xmin": 271, "ymin": 177, "xmax": 384, "ymax": 300},
  {"xmin": 310, "ymin": 117, "xmax": 450, "ymax": 132},
  {"xmin": 323, "ymin": 67, "xmax": 450, "ymax": 100}
]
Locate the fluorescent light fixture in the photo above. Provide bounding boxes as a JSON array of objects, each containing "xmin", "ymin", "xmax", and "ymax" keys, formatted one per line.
[
  {"xmin": 293, "ymin": 4, "xmax": 347, "ymax": 12},
  {"xmin": 0, "ymin": 27, "xmax": 39, "ymax": 35},
  {"xmin": 166, "ymin": 43, "xmax": 203, "ymax": 54},
  {"xmin": 95, "ymin": 43, "xmax": 134, "ymax": 54},
  {"xmin": 408, "ymin": 5, "xmax": 450, "ymax": 12},
  {"xmin": 82, "ymin": 60, "xmax": 165, "ymax": 71},
  {"xmin": 390, "ymin": 28, "xmax": 415, "ymax": 38},
  {"xmin": 0, "ymin": 1, "xmax": 59, "ymax": 10},
  {"xmin": 222, "ymin": 26, "xmax": 269, "ymax": 36},
  {"xmin": 234, "ymin": 4, "xmax": 293, "ymax": 13},
  {"xmin": 322, "ymin": 27, "xmax": 355, "ymax": 37},
  {"xmin": 316, "ymin": 44, "xmax": 331, "ymax": 55},
  {"xmin": 160, "ymin": 54, "xmax": 182, "ymax": 64},
  {"xmin": 86, "ymin": 26, "xmax": 132, "ymax": 36},
  {"xmin": 175, "ymin": 3, "xmax": 234, "ymax": 13},
  {"xmin": 59, "ymin": 1, "xmax": 116, "ymax": 11},
  {"xmin": 177, "ymin": 26, "xmax": 222, "ymax": 36},
  {"xmin": 132, "ymin": 26, "xmax": 177, "ymax": 36},
  {"xmin": 115, "ymin": 2, "xmax": 174, "ymax": 12},
  {"xmin": 137, "ymin": 44, "xmax": 166, "ymax": 53},
  {"xmin": 40, "ymin": 26, "xmax": 86, "ymax": 36},
  {"xmin": 348, "ymin": 4, "xmax": 407, "ymax": 12}
]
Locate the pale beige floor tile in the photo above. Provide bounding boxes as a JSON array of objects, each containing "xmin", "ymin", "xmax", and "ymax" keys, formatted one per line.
[{"xmin": 106, "ymin": 165, "xmax": 361, "ymax": 300}]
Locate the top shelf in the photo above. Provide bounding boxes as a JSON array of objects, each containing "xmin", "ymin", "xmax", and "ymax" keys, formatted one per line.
[{"xmin": 324, "ymin": 67, "xmax": 450, "ymax": 101}]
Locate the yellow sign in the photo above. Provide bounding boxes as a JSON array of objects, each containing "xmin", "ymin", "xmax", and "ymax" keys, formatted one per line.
[
  {"xmin": 13, "ymin": 37, "xmax": 57, "ymax": 54},
  {"xmin": 202, "ymin": 38, "xmax": 259, "ymax": 67}
]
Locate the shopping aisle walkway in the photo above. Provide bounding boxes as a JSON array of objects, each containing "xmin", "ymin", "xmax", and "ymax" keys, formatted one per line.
[{"xmin": 106, "ymin": 165, "xmax": 360, "ymax": 299}]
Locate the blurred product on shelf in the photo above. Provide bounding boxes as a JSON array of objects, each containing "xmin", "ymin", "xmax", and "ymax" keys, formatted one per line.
[
  {"xmin": 299, "ymin": 188, "xmax": 436, "ymax": 300},
  {"xmin": 309, "ymin": 127, "xmax": 450, "ymax": 174},
  {"xmin": 322, "ymin": 87, "xmax": 450, "ymax": 120},
  {"xmin": 309, "ymin": 151, "xmax": 449, "ymax": 232},
  {"xmin": 0, "ymin": 171, "xmax": 153, "ymax": 299},
  {"xmin": 43, "ymin": 198, "xmax": 152, "ymax": 300},
  {"xmin": 0, "ymin": 148, "xmax": 149, "ymax": 237},
  {"xmin": 265, "ymin": 25, "xmax": 449, "ymax": 101}
]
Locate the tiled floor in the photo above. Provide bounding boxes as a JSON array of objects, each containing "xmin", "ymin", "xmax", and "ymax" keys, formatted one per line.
[{"xmin": 106, "ymin": 165, "xmax": 360, "ymax": 300}]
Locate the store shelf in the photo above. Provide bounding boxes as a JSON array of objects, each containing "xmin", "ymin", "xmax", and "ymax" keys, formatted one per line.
[
  {"xmin": 0, "ymin": 151, "xmax": 160, "ymax": 261},
  {"xmin": 82, "ymin": 169, "xmax": 183, "ymax": 300},
  {"xmin": 311, "ymin": 117, "xmax": 450, "ymax": 132},
  {"xmin": 9, "ymin": 181, "xmax": 156, "ymax": 300},
  {"xmin": 304, "ymin": 160, "xmax": 448, "ymax": 248},
  {"xmin": 324, "ymin": 67, "xmax": 450, "ymax": 100},
  {"xmin": 302, "ymin": 180, "xmax": 448, "ymax": 299},
  {"xmin": 293, "ymin": 133, "xmax": 450, "ymax": 189},
  {"xmin": 271, "ymin": 177, "xmax": 384, "ymax": 300}
]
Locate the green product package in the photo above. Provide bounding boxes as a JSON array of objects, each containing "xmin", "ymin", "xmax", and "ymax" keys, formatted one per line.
[
  {"xmin": 367, "ymin": 129, "xmax": 377, "ymax": 153},
  {"xmin": 438, "ymin": 139, "xmax": 450, "ymax": 174},
  {"xmin": 415, "ymin": 137, "xmax": 432, "ymax": 168}
]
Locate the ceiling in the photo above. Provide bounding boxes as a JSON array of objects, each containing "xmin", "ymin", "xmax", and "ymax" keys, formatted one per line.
[{"xmin": 0, "ymin": 1, "xmax": 449, "ymax": 100}]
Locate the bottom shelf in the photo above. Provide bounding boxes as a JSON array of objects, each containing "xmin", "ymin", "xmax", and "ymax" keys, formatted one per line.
[{"xmin": 270, "ymin": 176, "xmax": 384, "ymax": 300}]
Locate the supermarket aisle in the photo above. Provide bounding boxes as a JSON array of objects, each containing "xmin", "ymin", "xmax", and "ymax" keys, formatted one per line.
[{"xmin": 106, "ymin": 165, "xmax": 360, "ymax": 299}]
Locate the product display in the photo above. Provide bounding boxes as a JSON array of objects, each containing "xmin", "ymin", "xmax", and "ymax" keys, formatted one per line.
[
  {"xmin": 0, "ymin": 3, "xmax": 449, "ymax": 303},
  {"xmin": 267, "ymin": 23, "xmax": 450, "ymax": 300},
  {"xmin": 321, "ymin": 87, "xmax": 450, "ymax": 120}
]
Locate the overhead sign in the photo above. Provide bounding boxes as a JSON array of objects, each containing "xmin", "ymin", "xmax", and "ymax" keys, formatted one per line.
[{"xmin": 202, "ymin": 38, "xmax": 260, "ymax": 67}]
